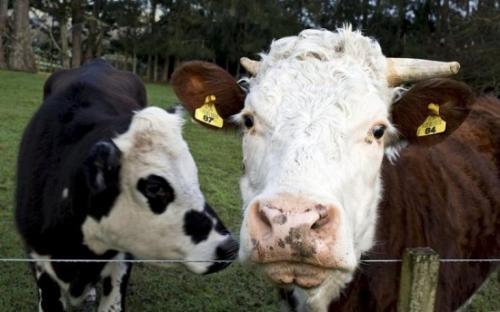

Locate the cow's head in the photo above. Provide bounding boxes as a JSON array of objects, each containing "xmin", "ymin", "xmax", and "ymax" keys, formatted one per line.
[
  {"xmin": 81, "ymin": 107, "xmax": 238, "ymax": 274},
  {"xmin": 172, "ymin": 27, "xmax": 474, "ymax": 308}
]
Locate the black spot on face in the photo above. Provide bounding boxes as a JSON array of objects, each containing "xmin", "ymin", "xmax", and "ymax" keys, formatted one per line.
[
  {"xmin": 183, "ymin": 210, "xmax": 213, "ymax": 244},
  {"xmin": 204, "ymin": 203, "xmax": 229, "ymax": 235},
  {"xmin": 137, "ymin": 175, "xmax": 175, "ymax": 214},
  {"xmin": 84, "ymin": 141, "xmax": 122, "ymax": 220},
  {"xmin": 102, "ymin": 276, "xmax": 112, "ymax": 296}
]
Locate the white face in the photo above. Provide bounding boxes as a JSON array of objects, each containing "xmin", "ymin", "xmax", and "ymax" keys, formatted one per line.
[
  {"xmin": 82, "ymin": 107, "xmax": 237, "ymax": 274},
  {"xmin": 237, "ymin": 29, "xmax": 397, "ymax": 306}
]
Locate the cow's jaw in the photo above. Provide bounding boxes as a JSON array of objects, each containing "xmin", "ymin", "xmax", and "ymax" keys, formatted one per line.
[{"xmin": 236, "ymin": 28, "xmax": 394, "ymax": 310}]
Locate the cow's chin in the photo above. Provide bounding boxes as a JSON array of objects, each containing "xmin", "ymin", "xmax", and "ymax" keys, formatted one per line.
[
  {"xmin": 262, "ymin": 262, "xmax": 331, "ymax": 289},
  {"xmin": 263, "ymin": 262, "xmax": 355, "ymax": 311}
]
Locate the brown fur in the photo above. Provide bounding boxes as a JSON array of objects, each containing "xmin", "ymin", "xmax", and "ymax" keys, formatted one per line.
[
  {"xmin": 171, "ymin": 61, "xmax": 244, "ymax": 128},
  {"xmin": 391, "ymin": 79, "xmax": 476, "ymax": 146},
  {"xmin": 329, "ymin": 96, "xmax": 500, "ymax": 311}
]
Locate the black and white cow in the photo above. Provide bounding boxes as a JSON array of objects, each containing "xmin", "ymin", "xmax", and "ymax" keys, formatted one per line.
[{"xmin": 15, "ymin": 59, "xmax": 238, "ymax": 311}]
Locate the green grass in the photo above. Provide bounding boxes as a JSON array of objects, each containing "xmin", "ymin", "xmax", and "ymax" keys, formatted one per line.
[{"xmin": 0, "ymin": 70, "xmax": 498, "ymax": 311}]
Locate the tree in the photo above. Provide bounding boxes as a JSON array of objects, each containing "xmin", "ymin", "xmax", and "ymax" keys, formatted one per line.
[
  {"xmin": 16, "ymin": 0, "xmax": 499, "ymax": 91},
  {"xmin": 107, "ymin": 0, "xmax": 146, "ymax": 74},
  {"xmin": 84, "ymin": 0, "xmax": 106, "ymax": 61},
  {"xmin": 0, "ymin": 0, "xmax": 8, "ymax": 69},
  {"xmin": 31, "ymin": 0, "xmax": 71, "ymax": 68},
  {"xmin": 71, "ymin": 0, "xmax": 83, "ymax": 68},
  {"xmin": 60, "ymin": 3, "xmax": 70, "ymax": 68},
  {"xmin": 8, "ymin": 0, "xmax": 36, "ymax": 72},
  {"xmin": 144, "ymin": 0, "xmax": 158, "ymax": 80}
]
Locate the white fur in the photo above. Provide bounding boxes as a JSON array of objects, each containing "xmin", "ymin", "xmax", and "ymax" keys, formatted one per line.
[
  {"xmin": 82, "ymin": 107, "xmax": 231, "ymax": 273},
  {"xmin": 32, "ymin": 252, "xmax": 91, "ymax": 309},
  {"xmin": 98, "ymin": 253, "xmax": 128, "ymax": 312},
  {"xmin": 237, "ymin": 27, "xmax": 400, "ymax": 311}
]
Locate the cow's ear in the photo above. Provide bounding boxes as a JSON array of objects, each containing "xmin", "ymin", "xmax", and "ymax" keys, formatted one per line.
[
  {"xmin": 171, "ymin": 61, "xmax": 245, "ymax": 129},
  {"xmin": 390, "ymin": 78, "xmax": 475, "ymax": 146},
  {"xmin": 84, "ymin": 141, "xmax": 121, "ymax": 193}
]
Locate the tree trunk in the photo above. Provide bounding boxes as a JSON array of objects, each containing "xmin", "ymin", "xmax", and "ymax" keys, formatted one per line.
[
  {"xmin": 60, "ymin": 15, "xmax": 70, "ymax": 69},
  {"xmin": 85, "ymin": 0, "xmax": 101, "ymax": 61},
  {"xmin": 124, "ymin": 53, "xmax": 129, "ymax": 71},
  {"xmin": 8, "ymin": 0, "xmax": 36, "ymax": 72},
  {"xmin": 95, "ymin": 37, "xmax": 103, "ymax": 57},
  {"xmin": 394, "ymin": 0, "xmax": 406, "ymax": 56},
  {"xmin": 162, "ymin": 54, "xmax": 169, "ymax": 81},
  {"xmin": 0, "ymin": 0, "xmax": 8, "ymax": 69},
  {"xmin": 146, "ymin": 0, "xmax": 157, "ymax": 81},
  {"xmin": 132, "ymin": 46, "xmax": 137, "ymax": 74},
  {"xmin": 71, "ymin": 0, "xmax": 83, "ymax": 68},
  {"xmin": 362, "ymin": 0, "xmax": 369, "ymax": 29},
  {"xmin": 95, "ymin": 0, "xmax": 105, "ymax": 57},
  {"xmin": 174, "ymin": 57, "xmax": 179, "ymax": 71},
  {"xmin": 374, "ymin": 0, "xmax": 381, "ymax": 16},
  {"xmin": 440, "ymin": 0, "xmax": 449, "ymax": 34},
  {"xmin": 146, "ymin": 54, "xmax": 152, "ymax": 80},
  {"xmin": 153, "ymin": 54, "xmax": 158, "ymax": 82}
]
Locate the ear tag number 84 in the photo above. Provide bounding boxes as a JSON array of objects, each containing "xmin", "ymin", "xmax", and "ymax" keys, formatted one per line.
[
  {"xmin": 194, "ymin": 95, "xmax": 224, "ymax": 128},
  {"xmin": 416, "ymin": 103, "xmax": 446, "ymax": 137}
]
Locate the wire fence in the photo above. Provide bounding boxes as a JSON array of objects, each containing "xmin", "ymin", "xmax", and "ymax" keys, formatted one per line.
[
  {"xmin": 1, "ymin": 219, "xmax": 499, "ymax": 264},
  {"xmin": 0, "ymin": 258, "xmax": 497, "ymax": 264}
]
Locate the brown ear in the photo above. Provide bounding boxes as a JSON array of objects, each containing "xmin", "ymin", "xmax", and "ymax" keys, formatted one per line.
[
  {"xmin": 171, "ymin": 61, "xmax": 245, "ymax": 129},
  {"xmin": 391, "ymin": 78, "xmax": 475, "ymax": 146}
]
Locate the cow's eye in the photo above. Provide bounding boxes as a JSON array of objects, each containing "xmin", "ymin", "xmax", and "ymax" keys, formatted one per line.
[
  {"xmin": 146, "ymin": 182, "xmax": 164, "ymax": 197},
  {"xmin": 137, "ymin": 175, "xmax": 175, "ymax": 214},
  {"xmin": 243, "ymin": 114, "xmax": 254, "ymax": 128},
  {"xmin": 372, "ymin": 124, "xmax": 386, "ymax": 139}
]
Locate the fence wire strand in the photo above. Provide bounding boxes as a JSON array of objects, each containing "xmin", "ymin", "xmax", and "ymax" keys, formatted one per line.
[
  {"xmin": 1, "ymin": 220, "xmax": 499, "ymax": 264},
  {"xmin": 0, "ymin": 258, "xmax": 498, "ymax": 264}
]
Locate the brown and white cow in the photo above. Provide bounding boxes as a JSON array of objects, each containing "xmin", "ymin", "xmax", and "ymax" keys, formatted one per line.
[{"xmin": 171, "ymin": 27, "xmax": 500, "ymax": 311}]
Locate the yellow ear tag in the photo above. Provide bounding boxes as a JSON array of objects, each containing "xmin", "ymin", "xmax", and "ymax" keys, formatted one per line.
[
  {"xmin": 194, "ymin": 95, "xmax": 224, "ymax": 128},
  {"xmin": 416, "ymin": 103, "xmax": 446, "ymax": 137}
]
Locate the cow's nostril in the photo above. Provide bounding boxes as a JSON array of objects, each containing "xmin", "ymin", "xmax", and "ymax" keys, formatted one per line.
[
  {"xmin": 258, "ymin": 207, "xmax": 273, "ymax": 229},
  {"xmin": 249, "ymin": 201, "xmax": 275, "ymax": 238},
  {"xmin": 311, "ymin": 215, "xmax": 329, "ymax": 230},
  {"xmin": 311, "ymin": 204, "xmax": 330, "ymax": 230}
]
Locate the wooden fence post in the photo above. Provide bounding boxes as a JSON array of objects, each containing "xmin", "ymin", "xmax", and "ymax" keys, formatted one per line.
[{"xmin": 398, "ymin": 247, "xmax": 440, "ymax": 312}]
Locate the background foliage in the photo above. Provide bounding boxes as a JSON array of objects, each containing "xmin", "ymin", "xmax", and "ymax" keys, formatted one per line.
[{"xmin": 0, "ymin": 1, "xmax": 499, "ymax": 94}]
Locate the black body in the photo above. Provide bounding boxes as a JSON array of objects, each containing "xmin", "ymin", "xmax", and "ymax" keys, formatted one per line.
[{"xmin": 16, "ymin": 59, "xmax": 146, "ymax": 311}]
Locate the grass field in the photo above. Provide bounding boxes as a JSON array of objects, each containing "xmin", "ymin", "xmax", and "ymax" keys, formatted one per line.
[{"xmin": 0, "ymin": 70, "xmax": 498, "ymax": 311}]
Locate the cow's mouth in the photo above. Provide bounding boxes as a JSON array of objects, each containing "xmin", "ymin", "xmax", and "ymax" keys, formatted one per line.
[{"xmin": 262, "ymin": 262, "xmax": 330, "ymax": 288}]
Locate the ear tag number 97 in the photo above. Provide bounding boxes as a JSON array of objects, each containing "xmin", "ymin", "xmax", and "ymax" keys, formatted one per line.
[{"xmin": 194, "ymin": 95, "xmax": 224, "ymax": 128}]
